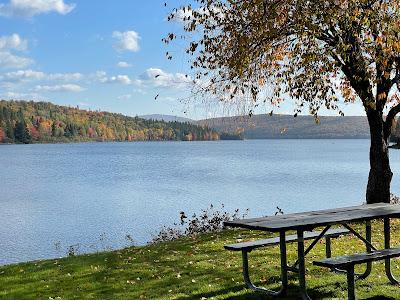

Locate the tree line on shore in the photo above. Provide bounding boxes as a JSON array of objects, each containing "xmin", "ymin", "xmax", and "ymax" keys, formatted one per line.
[{"xmin": 0, "ymin": 100, "xmax": 219, "ymax": 144}]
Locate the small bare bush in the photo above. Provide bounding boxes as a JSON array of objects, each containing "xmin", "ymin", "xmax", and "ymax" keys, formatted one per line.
[
  {"xmin": 151, "ymin": 204, "xmax": 249, "ymax": 244},
  {"xmin": 391, "ymin": 194, "xmax": 400, "ymax": 204}
]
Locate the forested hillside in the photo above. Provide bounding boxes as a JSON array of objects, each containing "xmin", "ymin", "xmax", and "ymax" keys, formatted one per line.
[
  {"xmin": 0, "ymin": 100, "xmax": 219, "ymax": 144},
  {"xmin": 199, "ymin": 114, "xmax": 372, "ymax": 139}
]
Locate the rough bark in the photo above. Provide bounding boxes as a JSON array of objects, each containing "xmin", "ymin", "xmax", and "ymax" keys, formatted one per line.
[{"xmin": 366, "ymin": 110, "xmax": 392, "ymax": 204}]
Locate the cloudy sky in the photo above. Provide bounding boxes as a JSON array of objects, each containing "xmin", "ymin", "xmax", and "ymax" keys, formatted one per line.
[{"xmin": 0, "ymin": 0, "xmax": 365, "ymax": 119}]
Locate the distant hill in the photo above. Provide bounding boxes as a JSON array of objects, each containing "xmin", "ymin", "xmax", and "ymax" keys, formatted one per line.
[
  {"xmin": 0, "ymin": 100, "xmax": 219, "ymax": 144},
  {"xmin": 140, "ymin": 114, "xmax": 194, "ymax": 123},
  {"xmin": 198, "ymin": 114, "xmax": 372, "ymax": 139}
]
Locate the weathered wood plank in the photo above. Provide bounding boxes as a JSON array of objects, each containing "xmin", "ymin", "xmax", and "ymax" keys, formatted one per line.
[
  {"xmin": 313, "ymin": 247, "xmax": 400, "ymax": 268},
  {"xmin": 224, "ymin": 228, "xmax": 350, "ymax": 251}
]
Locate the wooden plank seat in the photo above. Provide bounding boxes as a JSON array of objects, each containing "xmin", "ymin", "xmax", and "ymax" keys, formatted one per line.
[
  {"xmin": 224, "ymin": 228, "xmax": 350, "ymax": 294},
  {"xmin": 313, "ymin": 248, "xmax": 400, "ymax": 300},
  {"xmin": 224, "ymin": 227, "xmax": 350, "ymax": 252}
]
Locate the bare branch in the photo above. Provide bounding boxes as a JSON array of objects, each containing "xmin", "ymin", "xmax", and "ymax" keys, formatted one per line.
[{"xmin": 384, "ymin": 103, "xmax": 400, "ymax": 140}]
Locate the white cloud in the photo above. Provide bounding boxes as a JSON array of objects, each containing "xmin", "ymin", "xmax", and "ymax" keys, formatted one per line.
[
  {"xmin": 1, "ymin": 91, "xmax": 43, "ymax": 100},
  {"xmin": 0, "ymin": 34, "xmax": 32, "ymax": 70},
  {"xmin": 117, "ymin": 61, "xmax": 132, "ymax": 68},
  {"xmin": 0, "ymin": 0, "xmax": 75, "ymax": 17},
  {"xmin": 0, "ymin": 81, "xmax": 15, "ymax": 89},
  {"xmin": 112, "ymin": 30, "xmax": 140, "ymax": 52},
  {"xmin": 92, "ymin": 70, "xmax": 109, "ymax": 82},
  {"xmin": 35, "ymin": 84, "xmax": 84, "ymax": 93},
  {"xmin": 138, "ymin": 68, "xmax": 192, "ymax": 89},
  {"xmin": 98, "ymin": 73, "xmax": 132, "ymax": 85},
  {"xmin": 0, "ymin": 34, "xmax": 27, "ymax": 51},
  {"xmin": 96, "ymin": 70, "xmax": 106, "ymax": 76},
  {"xmin": 2, "ymin": 69, "xmax": 44, "ymax": 81},
  {"xmin": 47, "ymin": 72, "xmax": 82, "ymax": 81},
  {"xmin": 94, "ymin": 68, "xmax": 192, "ymax": 91},
  {"xmin": 0, "ymin": 52, "xmax": 33, "ymax": 69},
  {"xmin": 1, "ymin": 69, "xmax": 83, "ymax": 82}
]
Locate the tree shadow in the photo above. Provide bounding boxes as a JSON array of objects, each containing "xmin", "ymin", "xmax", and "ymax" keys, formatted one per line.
[
  {"xmin": 363, "ymin": 297, "xmax": 395, "ymax": 300},
  {"xmin": 176, "ymin": 283, "xmax": 336, "ymax": 300}
]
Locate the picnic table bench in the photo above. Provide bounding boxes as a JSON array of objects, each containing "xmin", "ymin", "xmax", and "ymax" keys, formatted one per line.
[
  {"xmin": 314, "ymin": 248, "xmax": 400, "ymax": 300},
  {"xmin": 224, "ymin": 227, "xmax": 350, "ymax": 252},
  {"xmin": 224, "ymin": 203, "xmax": 400, "ymax": 299},
  {"xmin": 225, "ymin": 228, "xmax": 350, "ymax": 295}
]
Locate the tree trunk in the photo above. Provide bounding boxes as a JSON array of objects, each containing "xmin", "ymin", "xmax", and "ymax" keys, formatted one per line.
[{"xmin": 366, "ymin": 111, "xmax": 393, "ymax": 204}]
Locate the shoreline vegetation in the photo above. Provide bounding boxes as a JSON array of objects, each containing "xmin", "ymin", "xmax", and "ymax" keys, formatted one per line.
[
  {"xmin": 5, "ymin": 100, "xmax": 400, "ymax": 145},
  {"xmin": 0, "ymin": 100, "xmax": 221, "ymax": 144},
  {"xmin": 1, "ymin": 222, "xmax": 400, "ymax": 299}
]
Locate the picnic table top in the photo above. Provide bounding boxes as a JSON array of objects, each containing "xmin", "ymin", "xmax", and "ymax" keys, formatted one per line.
[{"xmin": 224, "ymin": 203, "xmax": 400, "ymax": 232}]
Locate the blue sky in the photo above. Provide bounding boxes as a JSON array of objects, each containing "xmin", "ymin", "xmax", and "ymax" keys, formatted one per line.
[{"xmin": 0, "ymin": 0, "xmax": 365, "ymax": 119}]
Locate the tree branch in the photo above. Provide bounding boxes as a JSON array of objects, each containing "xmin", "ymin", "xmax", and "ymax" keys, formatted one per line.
[
  {"xmin": 391, "ymin": 72, "xmax": 400, "ymax": 87},
  {"xmin": 384, "ymin": 103, "xmax": 400, "ymax": 140},
  {"xmin": 391, "ymin": 58, "xmax": 400, "ymax": 86}
]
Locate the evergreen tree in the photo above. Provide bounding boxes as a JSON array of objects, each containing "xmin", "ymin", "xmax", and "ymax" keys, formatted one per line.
[
  {"xmin": 14, "ymin": 120, "xmax": 31, "ymax": 144},
  {"xmin": 64, "ymin": 122, "xmax": 78, "ymax": 138},
  {"xmin": 5, "ymin": 121, "xmax": 14, "ymax": 141},
  {"xmin": 51, "ymin": 122, "xmax": 58, "ymax": 137}
]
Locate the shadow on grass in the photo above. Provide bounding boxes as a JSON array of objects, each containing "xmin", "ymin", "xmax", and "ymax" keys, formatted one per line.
[
  {"xmin": 363, "ymin": 297, "xmax": 395, "ymax": 300},
  {"xmin": 177, "ymin": 283, "xmax": 337, "ymax": 300}
]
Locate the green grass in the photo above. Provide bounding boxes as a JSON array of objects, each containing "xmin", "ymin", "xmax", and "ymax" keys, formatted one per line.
[{"xmin": 1, "ymin": 221, "xmax": 400, "ymax": 299}]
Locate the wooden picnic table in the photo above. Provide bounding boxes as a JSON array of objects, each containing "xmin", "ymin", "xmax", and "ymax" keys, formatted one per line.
[{"xmin": 224, "ymin": 203, "xmax": 400, "ymax": 299}]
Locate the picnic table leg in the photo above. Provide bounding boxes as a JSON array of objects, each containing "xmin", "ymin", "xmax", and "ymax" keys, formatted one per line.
[
  {"xmin": 297, "ymin": 229, "xmax": 312, "ymax": 300},
  {"xmin": 384, "ymin": 217, "xmax": 400, "ymax": 285},
  {"xmin": 241, "ymin": 231, "xmax": 288, "ymax": 296},
  {"xmin": 347, "ymin": 266, "xmax": 356, "ymax": 300},
  {"xmin": 279, "ymin": 230, "xmax": 289, "ymax": 296},
  {"xmin": 358, "ymin": 220, "xmax": 372, "ymax": 280},
  {"xmin": 331, "ymin": 222, "xmax": 373, "ymax": 278}
]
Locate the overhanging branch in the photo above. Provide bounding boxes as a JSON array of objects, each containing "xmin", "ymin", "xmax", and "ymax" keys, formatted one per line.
[{"xmin": 384, "ymin": 103, "xmax": 400, "ymax": 140}]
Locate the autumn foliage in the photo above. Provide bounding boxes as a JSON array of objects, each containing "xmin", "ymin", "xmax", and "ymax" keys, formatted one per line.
[
  {"xmin": 0, "ymin": 127, "xmax": 4, "ymax": 142},
  {"xmin": 0, "ymin": 100, "xmax": 219, "ymax": 143},
  {"xmin": 166, "ymin": 0, "xmax": 400, "ymax": 203},
  {"xmin": 166, "ymin": 0, "xmax": 400, "ymax": 120}
]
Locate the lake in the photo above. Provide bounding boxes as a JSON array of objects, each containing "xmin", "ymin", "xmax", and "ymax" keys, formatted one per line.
[{"xmin": 1, "ymin": 139, "xmax": 400, "ymax": 265}]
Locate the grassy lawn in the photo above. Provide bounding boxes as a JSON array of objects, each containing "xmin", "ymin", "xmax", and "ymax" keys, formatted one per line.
[{"xmin": 1, "ymin": 221, "xmax": 400, "ymax": 299}]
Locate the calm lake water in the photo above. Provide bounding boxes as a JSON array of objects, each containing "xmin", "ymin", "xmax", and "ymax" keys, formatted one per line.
[{"xmin": 1, "ymin": 139, "xmax": 400, "ymax": 265}]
